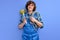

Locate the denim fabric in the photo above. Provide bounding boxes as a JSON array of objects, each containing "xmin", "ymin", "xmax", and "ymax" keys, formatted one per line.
[{"xmin": 19, "ymin": 12, "xmax": 43, "ymax": 40}]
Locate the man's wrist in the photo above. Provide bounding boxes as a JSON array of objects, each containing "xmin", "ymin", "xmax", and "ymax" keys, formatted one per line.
[
  {"xmin": 22, "ymin": 22, "xmax": 26, "ymax": 25},
  {"xmin": 34, "ymin": 19, "xmax": 38, "ymax": 23}
]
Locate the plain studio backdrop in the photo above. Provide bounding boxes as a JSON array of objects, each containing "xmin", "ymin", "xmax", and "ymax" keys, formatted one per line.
[{"xmin": 0, "ymin": 0, "xmax": 60, "ymax": 40}]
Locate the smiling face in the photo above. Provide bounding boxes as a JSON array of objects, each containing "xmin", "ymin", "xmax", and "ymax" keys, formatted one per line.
[
  {"xmin": 28, "ymin": 3, "xmax": 34, "ymax": 12},
  {"xmin": 26, "ymin": 1, "xmax": 36, "ymax": 12}
]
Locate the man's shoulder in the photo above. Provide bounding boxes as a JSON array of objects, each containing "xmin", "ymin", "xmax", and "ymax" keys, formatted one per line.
[{"xmin": 33, "ymin": 12, "xmax": 40, "ymax": 16}]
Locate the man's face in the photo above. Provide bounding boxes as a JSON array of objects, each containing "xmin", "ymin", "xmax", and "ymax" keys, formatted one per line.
[{"xmin": 28, "ymin": 3, "xmax": 34, "ymax": 11}]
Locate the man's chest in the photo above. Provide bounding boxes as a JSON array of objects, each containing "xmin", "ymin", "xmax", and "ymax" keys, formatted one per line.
[{"xmin": 25, "ymin": 13, "xmax": 38, "ymax": 20}]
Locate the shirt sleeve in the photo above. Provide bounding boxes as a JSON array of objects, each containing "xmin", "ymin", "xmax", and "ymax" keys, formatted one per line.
[
  {"xmin": 19, "ymin": 14, "xmax": 23, "ymax": 25},
  {"xmin": 35, "ymin": 12, "xmax": 44, "ymax": 28}
]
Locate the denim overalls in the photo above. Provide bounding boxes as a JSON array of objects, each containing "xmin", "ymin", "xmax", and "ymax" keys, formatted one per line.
[{"xmin": 19, "ymin": 12, "xmax": 43, "ymax": 40}]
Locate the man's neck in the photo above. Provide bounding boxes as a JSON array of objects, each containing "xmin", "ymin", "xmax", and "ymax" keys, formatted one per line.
[{"xmin": 28, "ymin": 11, "xmax": 33, "ymax": 15}]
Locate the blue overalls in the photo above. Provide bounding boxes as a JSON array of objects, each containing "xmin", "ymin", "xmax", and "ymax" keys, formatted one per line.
[{"xmin": 19, "ymin": 12, "xmax": 43, "ymax": 40}]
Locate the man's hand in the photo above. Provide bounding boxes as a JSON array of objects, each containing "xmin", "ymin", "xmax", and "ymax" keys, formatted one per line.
[
  {"xmin": 18, "ymin": 18, "xmax": 27, "ymax": 29},
  {"xmin": 23, "ymin": 18, "xmax": 27, "ymax": 24},
  {"xmin": 30, "ymin": 16, "xmax": 43, "ymax": 27},
  {"xmin": 30, "ymin": 16, "xmax": 36, "ymax": 23}
]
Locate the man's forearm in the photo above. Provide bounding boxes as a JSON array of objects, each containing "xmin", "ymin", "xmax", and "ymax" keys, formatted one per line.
[
  {"xmin": 34, "ymin": 19, "xmax": 43, "ymax": 27},
  {"xmin": 19, "ymin": 22, "xmax": 25, "ymax": 28}
]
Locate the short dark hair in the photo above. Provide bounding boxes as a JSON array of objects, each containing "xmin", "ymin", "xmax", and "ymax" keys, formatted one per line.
[{"xmin": 25, "ymin": 1, "xmax": 36, "ymax": 12}]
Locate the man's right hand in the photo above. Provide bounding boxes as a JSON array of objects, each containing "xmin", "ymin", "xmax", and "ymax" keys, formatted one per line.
[
  {"xmin": 18, "ymin": 18, "xmax": 27, "ymax": 29},
  {"xmin": 23, "ymin": 18, "xmax": 27, "ymax": 24}
]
